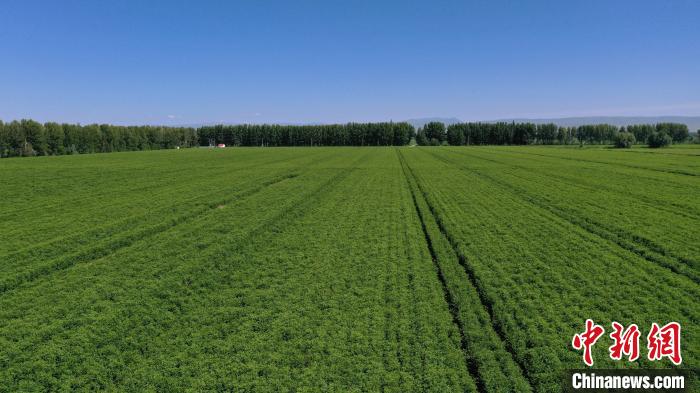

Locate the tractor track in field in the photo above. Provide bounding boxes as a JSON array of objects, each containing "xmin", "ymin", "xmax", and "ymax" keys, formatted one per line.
[
  {"xmin": 439, "ymin": 148, "xmax": 700, "ymax": 274},
  {"xmin": 0, "ymin": 150, "xmax": 325, "ymax": 219},
  {"xmin": 228, "ymin": 150, "xmax": 371, "ymax": 245},
  {"xmin": 0, "ymin": 150, "xmax": 370, "ymax": 297},
  {"xmin": 0, "ymin": 172, "xmax": 300, "ymax": 295},
  {"xmin": 0, "ymin": 166, "xmax": 224, "ymax": 219},
  {"xmin": 0, "ymin": 173, "xmax": 253, "ymax": 257},
  {"xmin": 0, "ymin": 150, "xmax": 370, "ymax": 356},
  {"xmin": 0, "ymin": 150, "xmax": 327, "ymax": 248},
  {"xmin": 618, "ymin": 149, "xmax": 700, "ymax": 157},
  {"xmin": 0, "ymin": 153, "xmax": 368, "ymax": 330},
  {"xmin": 446, "ymin": 147, "xmax": 700, "ymax": 221},
  {"xmin": 0, "ymin": 166, "xmax": 303, "ymax": 263},
  {"xmin": 397, "ymin": 149, "xmax": 533, "ymax": 392},
  {"xmin": 422, "ymin": 148, "xmax": 700, "ymax": 284},
  {"xmin": 506, "ymin": 149, "xmax": 699, "ymax": 178},
  {"xmin": 398, "ymin": 151, "xmax": 483, "ymax": 392},
  {"xmin": 0, "ymin": 150, "xmax": 331, "ymax": 262}
]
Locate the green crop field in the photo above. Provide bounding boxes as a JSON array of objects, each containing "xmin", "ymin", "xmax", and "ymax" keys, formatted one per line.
[{"xmin": 1, "ymin": 146, "xmax": 698, "ymax": 392}]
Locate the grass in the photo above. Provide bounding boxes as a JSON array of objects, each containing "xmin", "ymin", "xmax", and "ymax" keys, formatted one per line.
[{"xmin": 0, "ymin": 146, "xmax": 697, "ymax": 392}]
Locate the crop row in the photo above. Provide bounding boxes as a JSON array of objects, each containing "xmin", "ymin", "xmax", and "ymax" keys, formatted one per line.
[
  {"xmin": 0, "ymin": 152, "xmax": 338, "ymax": 292},
  {"xmin": 495, "ymin": 146, "xmax": 700, "ymax": 177},
  {"xmin": 0, "ymin": 149, "xmax": 371, "ymax": 390},
  {"xmin": 0, "ymin": 149, "xmax": 325, "ymax": 254},
  {"xmin": 398, "ymin": 149, "xmax": 532, "ymax": 392},
  {"xmin": 434, "ymin": 148, "xmax": 699, "ymax": 280},
  {"xmin": 0, "ymin": 149, "xmax": 330, "ymax": 261},
  {"xmin": 473, "ymin": 147, "xmax": 699, "ymax": 216},
  {"xmin": 0, "ymin": 148, "xmax": 479, "ymax": 391},
  {"xmin": 2, "ymin": 146, "xmax": 696, "ymax": 391},
  {"xmin": 401, "ymin": 148, "xmax": 699, "ymax": 392}
]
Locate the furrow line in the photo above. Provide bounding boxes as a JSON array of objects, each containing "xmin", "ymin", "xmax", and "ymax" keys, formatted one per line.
[
  {"xmin": 398, "ymin": 149, "xmax": 533, "ymax": 392},
  {"xmin": 0, "ymin": 152, "xmax": 366, "ymax": 357},
  {"xmin": 424, "ymin": 149, "xmax": 700, "ymax": 284},
  {"xmin": 511, "ymin": 149, "xmax": 699, "ymax": 177},
  {"xmin": 0, "ymin": 150, "xmax": 327, "ymax": 253},
  {"xmin": 0, "ymin": 173, "xmax": 300, "ymax": 295},
  {"xmin": 439, "ymin": 148, "xmax": 700, "ymax": 272},
  {"xmin": 396, "ymin": 149, "xmax": 483, "ymax": 393},
  {"xmin": 0, "ymin": 149, "xmax": 324, "ymax": 220},
  {"xmin": 447, "ymin": 147, "xmax": 700, "ymax": 221}
]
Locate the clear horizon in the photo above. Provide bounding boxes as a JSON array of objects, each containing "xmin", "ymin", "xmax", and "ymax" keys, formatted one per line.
[{"xmin": 1, "ymin": 1, "xmax": 698, "ymax": 125}]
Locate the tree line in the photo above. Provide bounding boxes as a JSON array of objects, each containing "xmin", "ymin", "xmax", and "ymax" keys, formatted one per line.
[
  {"xmin": 0, "ymin": 119, "xmax": 198, "ymax": 158},
  {"xmin": 1, "ymin": 118, "xmax": 696, "ymax": 158},
  {"xmin": 0, "ymin": 120, "xmax": 414, "ymax": 157},
  {"xmin": 417, "ymin": 121, "xmax": 693, "ymax": 147},
  {"xmin": 197, "ymin": 122, "xmax": 414, "ymax": 147}
]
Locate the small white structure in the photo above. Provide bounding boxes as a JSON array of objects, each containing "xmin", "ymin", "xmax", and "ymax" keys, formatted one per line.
[{"xmin": 217, "ymin": 143, "xmax": 226, "ymax": 148}]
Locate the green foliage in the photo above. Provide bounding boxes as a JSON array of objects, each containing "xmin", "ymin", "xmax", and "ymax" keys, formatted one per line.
[
  {"xmin": 423, "ymin": 122, "xmax": 446, "ymax": 142},
  {"xmin": 21, "ymin": 119, "xmax": 47, "ymax": 155},
  {"xmin": 1, "ymin": 119, "xmax": 692, "ymax": 157},
  {"xmin": 575, "ymin": 124, "xmax": 618, "ymax": 145},
  {"xmin": 400, "ymin": 146, "xmax": 699, "ymax": 391},
  {"xmin": 627, "ymin": 123, "xmax": 689, "ymax": 144},
  {"xmin": 535, "ymin": 123, "xmax": 558, "ymax": 144},
  {"xmin": 613, "ymin": 131, "xmax": 636, "ymax": 148},
  {"xmin": 438, "ymin": 122, "xmax": 691, "ymax": 146},
  {"xmin": 0, "ymin": 146, "xmax": 697, "ymax": 391},
  {"xmin": 446, "ymin": 125, "xmax": 466, "ymax": 145},
  {"xmin": 45, "ymin": 122, "xmax": 65, "ymax": 155},
  {"xmin": 197, "ymin": 122, "xmax": 414, "ymax": 146},
  {"xmin": 0, "ymin": 120, "xmax": 199, "ymax": 158},
  {"xmin": 416, "ymin": 129, "xmax": 428, "ymax": 146},
  {"xmin": 627, "ymin": 124, "xmax": 654, "ymax": 143},
  {"xmin": 0, "ymin": 148, "xmax": 483, "ymax": 391},
  {"xmin": 647, "ymin": 131, "xmax": 672, "ymax": 148},
  {"xmin": 0, "ymin": 120, "xmax": 7, "ymax": 157},
  {"xmin": 656, "ymin": 122, "xmax": 689, "ymax": 142},
  {"xmin": 446, "ymin": 122, "xmax": 608, "ymax": 146}
]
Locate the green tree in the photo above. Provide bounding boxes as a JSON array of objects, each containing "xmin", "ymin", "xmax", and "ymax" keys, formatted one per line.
[
  {"xmin": 20, "ymin": 119, "xmax": 47, "ymax": 155},
  {"xmin": 446, "ymin": 125, "xmax": 465, "ymax": 145},
  {"xmin": 656, "ymin": 123, "xmax": 689, "ymax": 143},
  {"xmin": 4, "ymin": 121, "xmax": 24, "ymax": 156},
  {"xmin": 78, "ymin": 124, "xmax": 101, "ymax": 153},
  {"xmin": 648, "ymin": 131, "xmax": 672, "ymax": 148},
  {"xmin": 423, "ymin": 122, "xmax": 446, "ymax": 143},
  {"xmin": 627, "ymin": 124, "xmax": 654, "ymax": 143},
  {"xmin": 556, "ymin": 127, "xmax": 566, "ymax": 144},
  {"xmin": 0, "ymin": 120, "xmax": 5, "ymax": 157},
  {"xmin": 415, "ymin": 129, "xmax": 428, "ymax": 146},
  {"xmin": 536, "ymin": 123, "xmax": 558, "ymax": 144},
  {"xmin": 45, "ymin": 122, "xmax": 65, "ymax": 155},
  {"xmin": 513, "ymin": 123, "xmax": 534, "ymax": 145},
  {"xmin": 613, "ymin": 132, "xmax": 635, "ymax": 148}
]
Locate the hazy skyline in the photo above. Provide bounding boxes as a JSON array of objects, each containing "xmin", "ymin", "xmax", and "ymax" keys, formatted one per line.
[{"xmin": 1, "ymin": 0, "xmax": 698, "ymax": 125}]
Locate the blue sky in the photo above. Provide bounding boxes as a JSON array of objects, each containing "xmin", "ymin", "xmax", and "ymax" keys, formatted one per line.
[{"xmin": 1, "ymin": 0, "xmax": 698, "ymax": 125}]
